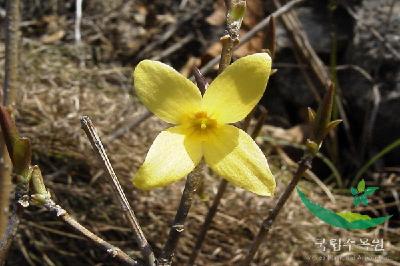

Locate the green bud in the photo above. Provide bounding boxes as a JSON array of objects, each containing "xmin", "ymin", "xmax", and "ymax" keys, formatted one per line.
[
  {"xmin": 307, "ymin": 107, "xmax": 316, "ymax": 123},
  {"xmin": 30, "ymin": 165, "xmax": 50, "ymax": 205},
  {"xmin": 228, "ymin": 1, "xmax": 246, "ymax": 22},
  {"xmin": 306, "ymin": 139, "xmax": 320, "ymax": 154},
  {"xmin": 325, "ymin": 119, "xmax": 342, "ymax": 134},
  {"xmin": 0, "ymin": 106, "xmax": 32, "ymax": 179},
  {"xmin": 312, "ymin": 82, "xmax": 335, "ymax": 144}
]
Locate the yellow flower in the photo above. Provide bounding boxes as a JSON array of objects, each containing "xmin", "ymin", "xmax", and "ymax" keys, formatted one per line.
[{"xmin": 132, "ymin": 53, "xmax": 275, "ymax": 196}]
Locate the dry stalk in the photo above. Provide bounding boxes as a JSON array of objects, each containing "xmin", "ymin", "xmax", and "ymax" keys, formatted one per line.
[
  {"xmin": 159, "ymin": 164, "xmax": 203, "ymax": 266},
  {"xmin": 240, "ymin": 153, "xmax": 313, "ymax": 265},
  {"xmin": 43, "ymin": 199, "xmax": 141, "ymax": 266},
  {"xmin": 0, "ymin": 184, "xmax": 26, "ymax": 265},
  {"xmin": 80, "ymin": 116, "xmax": 156, "ymax": 266},
  {"xmin": 0, "ymin": 0, "xmax": 20, "ymax": 237}
]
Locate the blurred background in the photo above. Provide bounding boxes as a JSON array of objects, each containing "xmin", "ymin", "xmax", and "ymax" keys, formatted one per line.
[{"xmin": 0, "ymin": 0, "xmax": 399, "ymax": 265}]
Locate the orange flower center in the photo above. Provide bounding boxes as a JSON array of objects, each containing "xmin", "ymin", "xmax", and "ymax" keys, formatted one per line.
[{"xmin": 185, "ymin": 111, "xmax": 218, "ymax": 139}]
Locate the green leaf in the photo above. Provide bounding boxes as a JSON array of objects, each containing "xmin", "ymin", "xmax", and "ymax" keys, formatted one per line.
[
  {"xmin": 364, "ymin": 187, "xmax": 379, "ymax": 196},
  {"xmin": 337, "ymin": 212, "xmax": 371, "ymax": 222},
  {"xmin": 351, "ymin": 187, "xmax": 358, "ymax": 196},
  {"xmin": 357, "ymin": 179, "xmax": 366, "ymax": 193}
]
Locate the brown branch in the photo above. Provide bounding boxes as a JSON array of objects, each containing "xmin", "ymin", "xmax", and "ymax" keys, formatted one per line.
[
  {"xmin": 43, "ymin": 199, "xmax": 140, "ymax": 266},
  {"xmin": 0, "ymin": 184, "xmax": 26, "ymax": 266},
  {"xmin": 241, "ymin": 83, "xmax": 338, "ymax": 265},
  {"xmin": 192, "ymin": 67, "xmax": 208, "ymax": 95},
  {"xmin": 80, "ymin": 116, "xmax": 155, "ymax": 266},
  {"xmin": 241, "ymin": 153, "xmax": 313, "ymax": 265},
  {"xmin": 0, "ymin": 209, "xmax": 19, "ymax": 265},
  {"xmin": 0, "ymin": 0, "xmax": 21, "ymax": 239},
  {"xmin": 3, "ymin": 0, "xmax": 20, "ymax": 106},
  {"xmin": 187, "ymin": 178, "xmax": 227, "ymax": 265},
  {"xmin": 159, "ymin": 165, "xmax": 203, "ymax": 266}
]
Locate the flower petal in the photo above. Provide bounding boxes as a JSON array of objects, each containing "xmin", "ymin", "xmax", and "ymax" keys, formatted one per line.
[
  {"xmin": 133, "ymin": 126, "xmax": 202, "ymax": 189},
  {"xmin": 203, "ymin": 125, "xmax": 275, "ymax": 196},
  {"xmin": 134, "ymin": 60, "xmax": 202, "ymax": 124},
  {"xmin": 202, "ymin": 53, "xmax": 272, "ymax": 123}
]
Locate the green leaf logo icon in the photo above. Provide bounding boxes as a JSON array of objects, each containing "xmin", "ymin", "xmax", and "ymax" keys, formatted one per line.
[
  {"xmin": 350, "ymin": 179, "xmax": 379, "ymax": 207},
  {"xmin": 297, "ymin": 187, "xmax": 391, "ymax": 230}
]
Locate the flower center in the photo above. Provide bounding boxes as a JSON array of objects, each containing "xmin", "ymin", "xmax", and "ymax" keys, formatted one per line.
[{"xmin": 186, "ymin": 111, "xmax": 217, "ymax": 139}]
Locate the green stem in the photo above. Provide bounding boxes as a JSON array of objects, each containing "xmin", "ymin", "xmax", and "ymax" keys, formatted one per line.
[{"xmin": 353, "ymin": 138, "xmax": 400, "ymax": 186}]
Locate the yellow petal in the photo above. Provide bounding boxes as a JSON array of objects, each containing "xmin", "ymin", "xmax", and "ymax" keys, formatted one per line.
[
  {"xmin": 133, "ymin": 126, "xmax": 202, "ymax": 189},
  {"xmin": 202, "ymin": 53, "xmax": 272, "ymax": 123},
  {"xmin": 203, "ymin": 125, "xmax": 275, "ymax": 196},
  {"xmin": 134, "ymin": 60, "xmax": 202, "ymax": 124}
]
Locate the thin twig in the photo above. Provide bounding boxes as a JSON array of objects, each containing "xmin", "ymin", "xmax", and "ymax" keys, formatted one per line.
[
  {"xmin": 0, "ymin": 184, "xmax": 26, "ymax": 265},
  {"xmin": 193, "ymin": 67, "xmax": 208, "ymax": 95},
  {"xmin": 0, "ymin": 209, "xmax": 19, "ymax": 265},
  {"xmin": 241, "ymin": 153, "xmax": 313, "ymax": 265},
  {"xmin": 80, "ymin": 116, "xmax": 155, "ymax": 266},
  {"xmin": 360, "ymin": 85, "xmax": 381, "ymax": 161},
  {"xmin": 187, "ymin": 178, "xmax": 227, "ymax": 266},
  {"xmin": 159, "ymin": 165, "xmax": 203, "ymax": 266},
  {"xmin": 2, "ymin": 0, "xmax": 20, "ymax": 106},
  {"xmin": 136, "ymin": 2, "xmax": 210, "ymax": 60},
  {"xmin": 150, "ymin": 34, "xmax": 195, "ymax": 61},
  {"xmin": 342, "ymin": 2, "xmax": 400, "ymax": 60},
  {"xmin": 0, "ymin": 0, "xmax": 20, "ymax": 241},
  {"xmin": 241, "ymin": 83, "xmax": 337, "ymax": 265},
  {"xmin": 43, "ymin": 199, "xmax": 140, "ymax": 266},
  {"xmin": 106, "ymin": 112, "xmax": 153, "ymax": 142}
]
